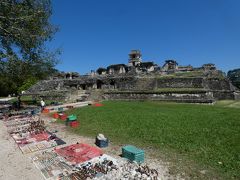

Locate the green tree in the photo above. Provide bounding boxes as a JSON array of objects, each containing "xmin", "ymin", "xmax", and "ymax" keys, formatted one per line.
[
  {"xmin": 0, "ymin": 0, "xmax": 60, "ymax": 96},
  {"xmin": 228, "ymin": 68, "xmax": 240, "ymax": 89}
]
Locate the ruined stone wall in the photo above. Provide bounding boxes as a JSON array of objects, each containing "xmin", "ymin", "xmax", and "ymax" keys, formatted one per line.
[
  {"xmin": 203, "ymin": 78, "xmax": 232, "ymax": 90},
  {"xmin": 28, "ymin": 80, "xmax": 64, "ymax": 92},
  {"xmin": 106, "ymin": 77, "xmax": 204, "ymax": 90},
  {"xmin": 28, "ymin": 76, "xmax": 211, "ymax": 92},
  {"xmin": 234, "ymin": 92, "xmax": 240, "ymax": 100},
  {"xmin": 31, "ymin": 90, "xmax": 69, "ymax": 101},
  {"xmin": 212, "ymin": 91, "xmax": 235, "ymax": 100},
  {"xmin": 115, "ymin": 77, "xmax": 156, "ymax": 90},
  {"xmin": 27, "ymin": 74, "xmax": 238, "ymax": 102},
  {"xmin": 156, "ymin": 78, "xmax": 203, "ymax": 89},
  {"xmin": 103, "ymin": 91, "xmax": 214, "ymax": 103}
]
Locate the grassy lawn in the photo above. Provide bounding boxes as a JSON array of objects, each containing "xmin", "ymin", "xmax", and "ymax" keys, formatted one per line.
[
  {"xmin": 62, "ymin": 101, "xmax": 240, "ymax": 179},
  {"xmin": 215, "ymin": 100, "xmax": 240, "ymax": 109}
]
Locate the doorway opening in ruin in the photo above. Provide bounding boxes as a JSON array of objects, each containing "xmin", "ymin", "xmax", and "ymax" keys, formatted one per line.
[
  {"xmin": 81, "ymin": 84, "xmax": 86, "ymax": 90},
  {"xmin": 169, "ymin": 64, "xmax": 174, "ymax": 70},
  {"xmin": 97, "ymin": 80, "xmax": 103, "ymax": 89},
  {"xmin": 110, "ymin": 80, "xmax": 115, "ymax": 89},
  {"xmin": 66, "ymin": 73, "xmax": 72, "ymax": 79}
]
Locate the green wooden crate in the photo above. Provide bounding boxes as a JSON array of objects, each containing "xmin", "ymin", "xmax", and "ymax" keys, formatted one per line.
[
  {"xmin": 122, "ymin": 145, "xmax": 144, "ymax": 163},
  {"xmin": 68, "ymin": 114, "xmax": 77, "ymax": 121}
]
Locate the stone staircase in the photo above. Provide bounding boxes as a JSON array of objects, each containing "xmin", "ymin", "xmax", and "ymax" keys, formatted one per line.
[
  {"xmin": 87, "ymin": 90, "xmax": 105, "ymax": 101},
  {"xmin": 75, "ymin": 90, "xmax": 89, "ymax": 102}
]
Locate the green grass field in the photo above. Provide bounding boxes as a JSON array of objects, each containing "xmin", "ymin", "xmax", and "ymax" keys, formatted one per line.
[
  {"xmin": 215, "ymin": 100, "xmax": 240, "ymax": 109},
  {"xmin": 62, "ymin": 101, "xmax": 240, "ymax": 179}
]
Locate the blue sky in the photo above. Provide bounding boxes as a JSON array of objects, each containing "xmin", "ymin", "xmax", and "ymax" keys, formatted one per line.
[{"xmin": 50, "ymin": 0, "xmax": 240, "ymax": 74}]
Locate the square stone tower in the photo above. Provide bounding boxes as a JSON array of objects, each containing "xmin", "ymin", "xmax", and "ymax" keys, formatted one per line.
[{"xmin": 128, "ymin": 50, "xmax": 142, "ymax": 67}]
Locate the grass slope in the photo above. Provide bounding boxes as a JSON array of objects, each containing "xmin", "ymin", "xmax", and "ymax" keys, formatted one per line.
[
  {"xmin": 64, "ymin": 101, "xmax": 240, "ymax": 179},
  {"xmin": 215, "ymin": 100, "xmax": 240, "ymax": 109}
]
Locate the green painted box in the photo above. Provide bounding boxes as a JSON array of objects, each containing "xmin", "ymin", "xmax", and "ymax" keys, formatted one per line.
[
  {"xmin": 122, "ymin": 145, "xmax": 144, "ymax": 163},
  {"xmin": 68, "ymin": 114, "xmax": 77, "ymax": 121}
]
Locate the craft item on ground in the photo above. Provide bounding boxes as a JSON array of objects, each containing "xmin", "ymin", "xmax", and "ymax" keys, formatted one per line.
[
  {"xmin": 31, "ymin": 108, "xmax": 40, "ymax": 115},
  {"xmin": 31, "ymin": 132, "xmax": 50, "ymax": 141},
  {"xmin": 7, "ymin": 117, "xmax": 45, "ymax": 134},
  {"xmin": 52, "ymin": 113, "xmax": 59, "ymax": 119},
  {"xmin": 19, "ymin": 140, "xmax": 58, "ymax": 154},
  {"xmin": 3, "ymin": 114, "xmax": 29, "ymax": 121},
  {"xmin": 7, "ymin": 124, "xmax": 32, "ymax": 134},
  {"xmin": 5, "ymin": 119, "xmax": 31, "ymax": 127},
  {"xmin": 7, "ymin": 109, "xmax": 32, "ymax": 116},
  {"xmin": 49, "ymin": 118, "xmax": 57, "ymax": 123},
  {"xmin": 66, "ymin": 114, "xmax": 78, "ymax": 127},
  {"xmin": 95, "ymin": 133, "xmax": 109, "ymax": 148},
  {"xmin": 57, "ymin": 154, "xmax": 118, "ymax": 180},
  {"xmin": 57, "ymin": 154, "xmax": 159, "ymax": 180},
  {"xmin": 122, "ymin": 145, "xmax": 145, "ymax": 163},
  {"xmin": 92, "ymin": 103, "xmax": 104, "ymax": 107},
  {"xmin": 4, "ymin": 116, "xmax": 34, "ymax": 126},
  {"xmin": 66, "ymin": 105, "xmax": 73, "ymax": 109},
  {"xmin": 55, "ymin": 143, "xmax": 103, "ymax": 165},
  {"xmin": 4, "ymin": 115, "xmax": 36, "ymax": 125},
  {"xmin": 32, "ymin": 151, "xmax": 74, "ymax": 180},
  {"xmin": 42, "ymin": 108, "xmax": 50, "ymax": 113},
  {"xmin": 12, "ymin": 132, "xmax": 31, "ymax": 144},
  {"xmin": 15, "ymin": 132, "xmax": 65, "ymax": 154},
  {"xmin": 59, "ymin": 113, "xmax": 67, "ymax": 121},
  {"xmin": 58, "ymin": 107, "xmax": 64, "ymax": 113},
  {"xmin": 91, "ymin": 161, "xmax": 159, "ymax": 180},
  {"xmin": 69, "ymin": 121, "xmax": 79, "ymax": 128},
  {"xmin": 69, "ymin": 159, "xmax": 117, "ymax": 179},
  {"xmin": 3, "ymin": 110, "xmax": 66, "ymax": 154},
  {"xmin": 33, "ymin": 153, "xmax": 118, "ymax": 180}
]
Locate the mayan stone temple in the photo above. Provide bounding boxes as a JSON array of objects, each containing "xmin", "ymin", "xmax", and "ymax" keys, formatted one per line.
[{"xmin": 27, "ymin": 50, "xmax": 240, "ymax": 103}]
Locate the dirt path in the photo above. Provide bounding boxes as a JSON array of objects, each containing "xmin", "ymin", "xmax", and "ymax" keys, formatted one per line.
[{"xmin": 0, "ymin": 120, "xmax": 43, "ymax": 180}]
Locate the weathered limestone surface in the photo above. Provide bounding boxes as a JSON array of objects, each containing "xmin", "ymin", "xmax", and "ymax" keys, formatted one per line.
[
  {"xmin": 27, "ymin": 74, "xmax": 239, "ymax": 103},
  {"xmin": 103, "ymin": 91, "xmax": 214, "ymax": 103}
]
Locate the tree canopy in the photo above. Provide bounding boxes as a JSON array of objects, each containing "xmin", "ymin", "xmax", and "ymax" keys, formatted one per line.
[{"xmin": 0, "ymin": 0, "xmax": 59, "ymax": 96}]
